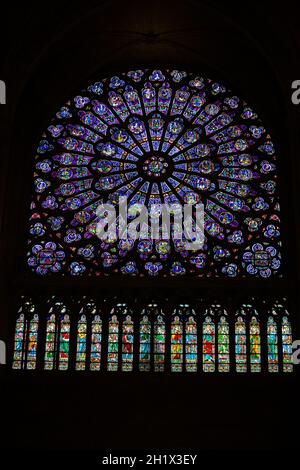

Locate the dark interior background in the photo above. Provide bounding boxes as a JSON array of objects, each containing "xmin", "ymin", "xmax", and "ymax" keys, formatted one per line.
[{"xmin": 0, "ymin": 0, "xmax": 299, "ymax": 452}]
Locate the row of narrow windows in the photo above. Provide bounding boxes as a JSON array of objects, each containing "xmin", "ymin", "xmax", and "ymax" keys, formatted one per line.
[{"xmin": 12, "ymin": 301, "xmax": 293, "ymax": 373}]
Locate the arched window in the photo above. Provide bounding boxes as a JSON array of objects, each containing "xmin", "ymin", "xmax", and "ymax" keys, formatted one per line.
[
  {"xmin": 202, "ymin": 315, "xmax": 215, "ymax": 372},
  {"xmin": 139, "ymin": 315, "xmax": 151, "ymax": 371},
  {"xmin": 58, "ymin": 314, "xmax": 70, "ymax": 370},
  {"xmin": 281, "ymin": 316, "xmax": 293, "ymax": 373},
  {"xmin": 90, "ymin": 314, "xmax": 102, "ymax": 371},
  {"xmin": 107, "ymin": 303, "xmax": 133, "ymax": 371},
  {"xmin": 173, "ymin": 304, "xmax": 198, "ymax": 372},
  {"xmin": 107, "ymin": 314, "xmax": 119, "ymax": 372},
  {"xmin": 26, "ymin": 314, "xmax": 39, "ymax": 370},
  {"xmin": 249, "ymin": 316, "xmax": 261, "ymax": 372},
  {"xmin": 235, "ymin": 316, "xmax": 247, "ymax": 373},
  {"xmin": 139, "ymin": 303, "xmax": 165, "ymax": 372},
  {"xmin": 218, "ymin": 315, "xmax": 230, "ymax": 372},
  {"xmin": 44, "ymin": 313, "xmax": 56, "ymax": 370},
  {"xmin": 268, "ymin": 300, "xmax": 293, "ymax": 373},
  {"xmin": 12, "ymin": 301, "xmax": 38, "ymax": 370},
  {"xmin": 122, "ymin": 315, "xmax": 134, "ymax": 372},
  {"xmin": 171, "ymin": 315, "xmax": 183, "ymax": 372},
  {"xmin": 44, "ymin": 303, "xmax": 70, "ymax": 370},
  {"xmin": 154, "ymin": 314, "xmax": 165, "ymax": 372},
  {"xmin": 75, "ymin": 300, "xmax": 102, "ymax": 371},
  {"xmin": 12, "ymin": 313, "xmax": 26, "ymax": 369},
  {"xmin": 185, "ymin": 314, "xmax": 198, "ymax": 372},
  {"xmin": 267, "ymin": 317, "xmax": 279, "ymax": 373},
  {"xmin": 75, "ymin": 314, "xmax": 87, "ymax": 370}
]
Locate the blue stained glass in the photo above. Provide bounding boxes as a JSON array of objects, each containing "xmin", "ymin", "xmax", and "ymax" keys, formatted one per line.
[{"xmin": 28, "ymin": 69, "xmax": 281, "ymax": 278}]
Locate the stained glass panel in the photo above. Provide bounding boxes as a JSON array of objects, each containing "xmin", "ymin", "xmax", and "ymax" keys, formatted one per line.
[
  {"xmin": 171, "ymin": 315, "xmax": 183, "ymax": 372},
  {"xmin": 107, "ymin": 314, "xmax": 119, "ymax": 371},
  {"xmin": 282, "ymin": 316, "xmax": 293, "ymax": 373},
  {"xmin": 76, "ymin": 314, "xmax": 87, "ymax": 370},
  {"xmin": 154, "ymin": 315, "xmax": 165, "ymax": 371},
  {"xmin": 139, "ymin": 315, "xmax": 151, "ymax": 371},
  {"xmin": 250, "ymin": 316, "xmax": 261, "ymax": 372},
  {"xmin": 122, "ymin": 315, "xmax": 134, "ymax": 371},
  {"xmin": 185, "ymin": 316, "xmax": 197, "ymax": 372},
  {"xmin": 12, "ymin": 314, "xmax": 26, "ymax": 369},
  {"xmin": 267, "ymin": 317, "xmax": 278, "ymax": 372},
  {"xmin": 90, "ymin": 315, "xmax": 102, "ymax": 371},
  {"xmin": 27, "ymin": 69, "xmax": 281, "ymax": 279},
  {"xmin": 235, "ymin": 316, "xmax": 247, "ymax": 372},
  {"xmin": 203, "ymin": 316, "xmax": 215, "ymax": 372},
  {"xmin": 44, "ymin": 313, "xmax": 56, "ymax": 370},
  {"xmin": 218, "ymin": 316, "xmax": 229, "ymax": 372},
  {"xmin": 58, "ymin": 314, "xmax": 70, "ymax": 370},
  {"xmin": 26, "ymin": 314, "xmax": 39, "ymax": 370}
]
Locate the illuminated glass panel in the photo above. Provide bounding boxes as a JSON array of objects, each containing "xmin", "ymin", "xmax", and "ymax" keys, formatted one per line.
[
  {"xmin": 75, "ymin": 314, "xmax": 87, "ymax": 370},
  {"xmin": 58, "ymin": 314, "xmax": 70, "ymax": 370},
  {"xmin": 27, "ymin": 69, "xmax": 281, "ymax": 280},
  {"xmin": 12, "ymin": 314, "xmax": 26, "ymax": 369},
  {"xmin": 218, "ymin": 316, "xmax": 229, "ymax": 372},
  {"xmin": 185, "ymin": 316, "xmax": 197, "ymax": 372},
  {"xmin": 267, "ymin": 316, "xmax": 278, "ymax": 372},
  {"xmin": 203, "ymin": 316, "xmax": 215, "ymax": 372},
  {"xmin": 139, "ymin": 315, "xmax": 151, "ymax": 371},
  {"xmin": 171, "ymin": 315, "xmax": 183, "ymax": 372},
  {"xmin": 122, "ymin": 315, "xmax": 134, "ymax": 372},
  {"xmin": 90, "ymin": 315, "xmax": 102, "ymax": 371},
  {"xmin": 26, "ymin": 314, "xmax": 39, "ymax": 370},
  {"xmin": 107, "ymin": 315, "xmax": 119, "ymax": 371},
  {"xmin": 44, "ymin": 314, "xmax": 56, "ymax": 370},
  {"xmin": 282, "ymin": 316, "xmax": 293, "ymax": 373},
  {"xmin": 235, "ymin": 316, "xmax": 247, "ymax": 372},
  {"xmin": 154, "ymin": 315, "xmax": 165, "ymax": 372},
  {"xmin": 12, "ymin": 299, "xmax": 294, "ymax": 373},
  {"xmin": 249, "ymin": 316, "xmax": 261, "ymax": 372}
]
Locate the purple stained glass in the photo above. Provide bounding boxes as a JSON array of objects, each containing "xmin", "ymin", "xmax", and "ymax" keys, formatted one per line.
[{"xmin": 27, "ymin": 69, "xmax": 281, "ymax": 278}]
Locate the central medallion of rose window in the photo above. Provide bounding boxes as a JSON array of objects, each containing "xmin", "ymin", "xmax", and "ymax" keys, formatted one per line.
[{"xmin": 143, "ymin": 156, "xmax": 168, "ymax": 178}]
